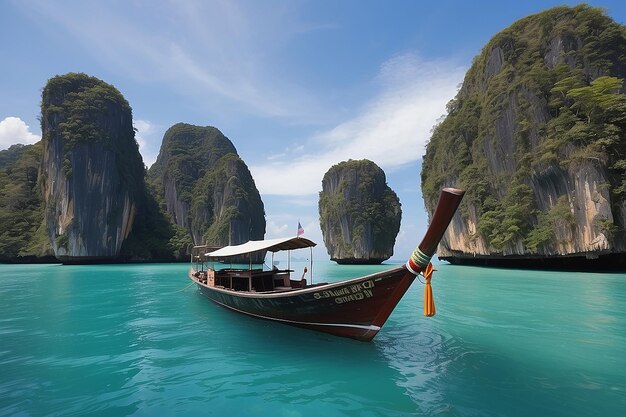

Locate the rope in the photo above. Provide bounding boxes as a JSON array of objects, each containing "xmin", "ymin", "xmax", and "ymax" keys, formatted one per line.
[
  {"xmin": 422, "ymin": 263, "xmax": 436, "ymax": 317},
  {"xmin": 173, "ymin": 281, "xmax": 196, "ymax": 293}
]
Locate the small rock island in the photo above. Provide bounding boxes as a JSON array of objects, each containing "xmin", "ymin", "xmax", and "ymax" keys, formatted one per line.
[{"xmin": 319, "ymin": 159, "xmax": 401, "ymax": 264}]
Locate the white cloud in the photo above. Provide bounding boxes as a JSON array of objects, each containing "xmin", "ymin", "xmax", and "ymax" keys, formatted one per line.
[
  {"xmin": 251, "ymin": 54, "xmax": 465, "ymax": 196},
  {"xmin": 133, "ymin": 119, "xmax": 161, "ymax": 167},
  {"xmin": 20, "ymin": 0, "xmax": 325, "ymax": 122},
  {"xmin": 0, "ymin": 117, "xmax": 40, "ymax": 150},
  {"xmin": 265, "ymin": 218, "xmax": 290, "ymax": 239},
  {"xmin": 133, "ymin": 120, "xmax": 151, "ymax": 148},
  {"xmin": 264, "ymin": 212, "xmax": 325, "ymax": 258}
]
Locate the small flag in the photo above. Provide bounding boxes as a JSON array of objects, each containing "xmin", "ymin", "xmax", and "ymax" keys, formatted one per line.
[{"xmin": 297, "ymin": 221, "xmax": 304, "ymax": 237}]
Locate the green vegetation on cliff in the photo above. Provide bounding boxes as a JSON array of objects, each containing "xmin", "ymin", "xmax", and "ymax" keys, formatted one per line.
[
  {"xmin": 319, "ymin": 159, "xmax": 401, "ymax": 263},
  {"xmin": 422, "ymin": 5, "xmax": 626, "ymax": 252},
  {"xmin": 42, "ymin": 73, "xmax": 131, "ymax": 147},
  {"xmin": 148, "ymin": 123, "xmax": 237, "ymax": 204},
  {"xmin": 0, "ymin": 144, "xmax": 31, "ymax": 169},
  {"xmin": 41, "ymin": 72, "xmax": 144, "ymax": 194},
  {"xmin": 0, "ymin": 143, "xmax": 51, "ymax": 260},
  {"xmin": 191, "ymin": 153, "xmax": 265, "ymax": 246},
  {"xmin": 148, "ymin": 123, "xmax": 265, "ymax": 254}
]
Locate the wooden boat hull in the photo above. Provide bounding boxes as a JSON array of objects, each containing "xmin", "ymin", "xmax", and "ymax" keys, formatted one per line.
[{"xmin": 190, "ymin": 266, "xmax": 416, "ymax": 341}]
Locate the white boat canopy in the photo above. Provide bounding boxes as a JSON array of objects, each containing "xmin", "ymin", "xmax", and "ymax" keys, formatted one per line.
[{"xmin": 205, "ymin": 236, "xmax": 317, "ymax": 258}]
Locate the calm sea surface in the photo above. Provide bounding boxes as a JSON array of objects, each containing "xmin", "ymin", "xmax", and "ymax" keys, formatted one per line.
[{"xmin": 1, "ymin": 261, "xmax": 625, "ymax": 416}]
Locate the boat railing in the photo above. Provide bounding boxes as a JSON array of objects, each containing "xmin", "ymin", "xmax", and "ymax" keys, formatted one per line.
[
  {"xmin": 207, "ymin": 268, "xmax": 293, "ymax": 292},
  {"xmin": 191, "ymin": 254, "xmax": 313, "ymax": 292}
]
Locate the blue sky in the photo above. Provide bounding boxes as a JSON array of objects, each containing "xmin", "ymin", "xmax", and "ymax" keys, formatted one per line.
[{"xmin": 2, "ymin": 0, "xmax": 625, "ymax": 261}]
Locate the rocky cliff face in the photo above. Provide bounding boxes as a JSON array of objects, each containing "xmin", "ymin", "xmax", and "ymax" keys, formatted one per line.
[
  {"xmin": 190, "ymin": 153, "xmax": 266, "ymax": 247},
  {"xmin": 421, "ymin": 5, "xmax": 626, "ymax": 268},
  {"xmin": 40, "ymin": 73, "xmax": 144, "ymax": 261},
  {"xmin": 148, "ymin": 123, "xmax": 265, "ymax": 249},
  {"xmin": 319, "ymin": 159, "xmax": 401, "ymax": 264}
]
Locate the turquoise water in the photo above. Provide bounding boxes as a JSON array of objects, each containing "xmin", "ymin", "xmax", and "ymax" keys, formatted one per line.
[{"xmin": 1, "ymin": 261, "xmax": 625, "ymax": 416}]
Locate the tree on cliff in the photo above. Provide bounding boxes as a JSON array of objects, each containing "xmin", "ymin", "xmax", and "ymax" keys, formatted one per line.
[
  {"xmin": 421, "ymin": 5, "xmax": 626, "ymax": 262},
  {"xmin": 319, "ymin": 159, "xmax": 401, "ymax": 264}
]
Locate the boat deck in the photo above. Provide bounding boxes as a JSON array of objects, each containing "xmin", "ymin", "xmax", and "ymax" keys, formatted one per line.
[{"xmin": 191, "ymin": 267, "xmax": 309, "ymax": 293}]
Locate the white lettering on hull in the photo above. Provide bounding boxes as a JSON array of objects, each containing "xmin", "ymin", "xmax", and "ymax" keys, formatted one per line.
[{"xmin": 313, "ymin": 280, "xmax": 375, "ymax": 305}]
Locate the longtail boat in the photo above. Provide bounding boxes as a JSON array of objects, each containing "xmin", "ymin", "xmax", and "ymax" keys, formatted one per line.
[{"xmin": 189, "ymin": 188, "xmax": 464, "ymax": 341}]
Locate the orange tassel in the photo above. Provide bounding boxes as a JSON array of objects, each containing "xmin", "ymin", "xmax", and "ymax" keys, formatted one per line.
[{"xmin": 423, "ymin": 262, "xmax": 436, "ymax": 317}]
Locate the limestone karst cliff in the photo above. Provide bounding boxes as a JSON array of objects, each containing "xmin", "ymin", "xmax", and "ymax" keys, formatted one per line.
[
  {"xmin": 421, "ymin": 5, "xmax": 626, "ymax": 268},
  {"xmin": 319, "ymin": 159, "xmax": 401, "ymax": 264},
  {"xmin": 148, "ymin": 123, "xmax": 265, "ymax": 250},
  {"xmin": 4, "ymin": 75, "xmax": 267, "ymax": 263},
  {"xmin": 40, "ymin": 73, "xmax": 144, "ymax": 261}
]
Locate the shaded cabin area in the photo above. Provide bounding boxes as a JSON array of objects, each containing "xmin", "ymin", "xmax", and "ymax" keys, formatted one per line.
[
  {"xmin": 190, "ymin": 238, "xmax": 316, "ymax": 293},
  {"xmin": 194, "ymin": 268, "xmax": 307, "ymax": 292}
]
